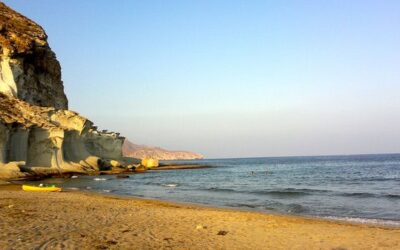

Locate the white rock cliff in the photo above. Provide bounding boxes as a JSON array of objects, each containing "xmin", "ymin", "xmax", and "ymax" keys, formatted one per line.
[{"xmin": 0, "ymin": 3, "xmax": 125, "ymax": 179}]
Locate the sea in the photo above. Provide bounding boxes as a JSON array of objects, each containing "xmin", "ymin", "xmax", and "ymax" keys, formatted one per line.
[{"xmin": 29, "ymin": 154, "xmax": 400, "ymax": 226}]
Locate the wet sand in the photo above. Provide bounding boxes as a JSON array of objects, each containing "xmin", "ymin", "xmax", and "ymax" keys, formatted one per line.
[{"xmin": 0, "ymin": 185, "xmax": 399, "ymax": 249}]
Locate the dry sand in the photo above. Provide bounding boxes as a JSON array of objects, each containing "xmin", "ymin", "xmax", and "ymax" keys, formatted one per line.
[{"xmin": 0, "ymin": 185, "xmax": 399, "ymax": 250}]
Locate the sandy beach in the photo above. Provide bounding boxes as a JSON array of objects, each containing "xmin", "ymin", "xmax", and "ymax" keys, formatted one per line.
[{"xmin": 0, "ymin": 185, "xmax": 399, "ymax": 250}]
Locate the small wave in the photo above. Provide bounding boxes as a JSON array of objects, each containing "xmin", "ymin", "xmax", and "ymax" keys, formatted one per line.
[
  {"xmin": 353, "ymin": 177, "xmax": 399, "ymax": 182},
  {"xmin": 94, "ymin": 178, "xmax": 107, "ymax": 181},
  {"xmin": 286, "ymin": 204, "xmax": 307, "ymax": 213},
  {"xmin": 323, "ymin": 216, "xmax": 400, "ymax": 227},
  {"xmin": 208, "ymin": 187, "xmax": 236, "ymax": 193},
  {"xmin": 341, "ymin": 192, "xmax": 376, "ymax": 198},
  {"xmin": 263, "ymin": 206, "xmax": 277, "ymax": 211},
  {"xmin": 66, "ymin": 187, "xmax": 79, "ymax": 191},
  {"xmin": 253, "ymin": 188, "xmax": 329, "ymax": 197},
  {"xmin": 143, "ymin": 181, "xmax": 162, "ymax": 185},
  {"xmin": 341, "ymin": 192, "xmax": 400, "ymax": 199},
  {"xmin": 386, "ymin": 194, "xmax": 400, "ymax": 199},
  {"xmin": 205, "ymin": 187, "xmax": 327, "ymax": 197},
  {"xmin": 102, "ymin": 190, "xmax": 112, "ymax": 193},
  {"xmin": 253, "ymin": 190, "xmax": 309, "ymax": 197},
  {"xmin": 229, "ymin": 203, "xmax": 258, "ymax": 209}
]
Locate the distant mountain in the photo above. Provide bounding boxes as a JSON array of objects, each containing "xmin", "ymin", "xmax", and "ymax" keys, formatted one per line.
[{"xmin": 122, "ymin": 140, "xmax": 203, "ymax": 160}]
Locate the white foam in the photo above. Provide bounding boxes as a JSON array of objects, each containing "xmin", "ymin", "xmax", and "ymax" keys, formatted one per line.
[
  {"xmin": 323, "ymin": 216, "xmax": 400, "ymax": 227},
  {"xmin": 94, "ymin": 178, "xmax": 107, "ymax": 181},
  {"xmin": 163, "ymin": 183, "xmax": 178, "ymax": 188}
]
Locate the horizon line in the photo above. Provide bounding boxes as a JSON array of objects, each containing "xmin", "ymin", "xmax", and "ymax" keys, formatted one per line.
[{"xmin": 194, "ymin": 152, "xmax": 400, "ymax": 161}]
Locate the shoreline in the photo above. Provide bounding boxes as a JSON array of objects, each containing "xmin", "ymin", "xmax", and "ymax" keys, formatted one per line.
[
  {"xmin": 86, "ymin": 189, "xmax": 400, "ymax": 229},
  {"xmin": 1, "ymin": 184, "xmax": 400, "ymax": 249},
  {"xmin": 3, "ymin": 182, "xmax": 400, "ymax": 229}
]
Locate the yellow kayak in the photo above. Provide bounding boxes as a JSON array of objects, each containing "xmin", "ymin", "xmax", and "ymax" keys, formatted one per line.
[{"xmin": 22, "ymin": 185, "xmax": 62, "ymax": 192}]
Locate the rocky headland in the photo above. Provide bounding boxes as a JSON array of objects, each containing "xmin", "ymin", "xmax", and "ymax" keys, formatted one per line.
[
  {"xmin": 0, "ymin": 3, "xmax": 126, "ymax": 179},
  {"xmin": 122, "ymin": 139, "xmax": 203, "ymax": 160}
]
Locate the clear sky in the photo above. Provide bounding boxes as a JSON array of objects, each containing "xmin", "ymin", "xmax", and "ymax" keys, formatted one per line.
[{"xmin": 4, "ymin": 0, "xmax": 400, "ymax": 158}]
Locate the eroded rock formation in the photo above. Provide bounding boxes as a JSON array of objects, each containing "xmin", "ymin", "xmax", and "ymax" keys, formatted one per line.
[
  {"xmin": 0, "ymin": 2, "xmax": 67, "ymax": 109},
  {"xmin": 0, "ymin": 92, "xmax": 125, "ymax": 179},
  {"xmin": 0, "ymin": 3, "xmax": 125, "ymax": 179}
]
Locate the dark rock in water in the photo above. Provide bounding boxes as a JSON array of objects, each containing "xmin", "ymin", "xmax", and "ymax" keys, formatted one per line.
[{"xmin": 116, "ymin": 175, "xmax": 129, "ymax": 179}]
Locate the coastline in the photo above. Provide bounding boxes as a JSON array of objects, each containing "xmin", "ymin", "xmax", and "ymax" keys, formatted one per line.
[
  {"xmin": 1, "ymin": 185, "xmax": 399, "ymax": 249},
  {"xmin": 78, "ymin": 186, "xmax": 400, "ymax": 229}
]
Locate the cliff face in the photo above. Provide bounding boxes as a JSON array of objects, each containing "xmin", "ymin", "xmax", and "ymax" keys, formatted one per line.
[
  {"xmin": 123, "ymin": 140, "xmax": 203, "ymax": 160},
  {"xmin": 0, "ymin": 3, "xmax": 124, "ymax": 179},
  {"xmin": 0, "ymin": 93, "xmax": 125, "ymax": 179},
  {"xmin": 0, "ymin": 2, "xmax": 67, "ymax": 109}
]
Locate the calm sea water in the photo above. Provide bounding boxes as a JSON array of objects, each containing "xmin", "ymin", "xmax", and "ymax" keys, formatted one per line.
[{"xmin": 32, "ymin": 154, "xmax": 400, "ymax": 226}]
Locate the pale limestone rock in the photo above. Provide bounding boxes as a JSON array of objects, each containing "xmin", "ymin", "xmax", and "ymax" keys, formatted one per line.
[
  {"xmin": 110, "ymin": 160, "xmax": 122, "ymax": 168},
  {"xmin": 85, "ymin": 130, "xmax": 124, "ymax": 160},
  {"xmin": 0, "ymin": 50, "xmax": 18, "ymax": 97},
  {"xmin": 0, "ymin": 2, "xmax": 68, "ymax": 109},
  {"xmin": 0, "ymin": 93, "xmax": 126, "ymax": 179},
  {"xmin": 141, "ymin": 158, "xmax": 159, "ymax": 168},
  {"xmin": 0, "ymin": 162, "xmax": 25, "ymax": 179},
  {"xmin": 0, "ymin": 3, "xmax": 126, "ymax": 179}
]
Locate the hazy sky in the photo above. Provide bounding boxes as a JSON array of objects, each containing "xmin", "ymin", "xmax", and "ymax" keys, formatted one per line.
[{"xmin": 4, "ymin": 0, "xmax": 400, "ymax": 158}]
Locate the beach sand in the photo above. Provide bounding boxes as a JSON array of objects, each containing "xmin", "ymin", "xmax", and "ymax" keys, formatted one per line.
[{"xmin": 1, "ymin": 186, "xmax": 399, "ymax": 250}]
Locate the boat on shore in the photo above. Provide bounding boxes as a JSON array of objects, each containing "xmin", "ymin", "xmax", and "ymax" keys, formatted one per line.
[{"xmin": 22, "ymin": 185, "xmax": 62, "ymax": 192}]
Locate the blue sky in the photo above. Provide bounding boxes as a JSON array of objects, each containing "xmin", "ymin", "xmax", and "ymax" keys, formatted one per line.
[{"xmin": 4, "ymin": 0, "xmax": 400, "ymax": 158}]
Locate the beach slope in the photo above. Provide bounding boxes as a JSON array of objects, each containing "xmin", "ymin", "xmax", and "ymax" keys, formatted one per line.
[{"xmin": 0, "ymin": 188, "xmax": 399, "ymax": 249}]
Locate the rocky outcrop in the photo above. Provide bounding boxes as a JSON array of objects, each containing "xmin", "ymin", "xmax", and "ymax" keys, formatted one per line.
[
  {"xmin": 0, "ymin": 2, "xmax": 67, "ymax": 109},
  {"xmin": 122, "ymin": 139, "xmax": 203, "ymax": 160},
  {"xmin": 0, "ymin": 3, "xmax": 125, "ymax": 179},
  {"xmin": 0, "ymin": 93, "xmax": 125, "ymax": 179}
]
